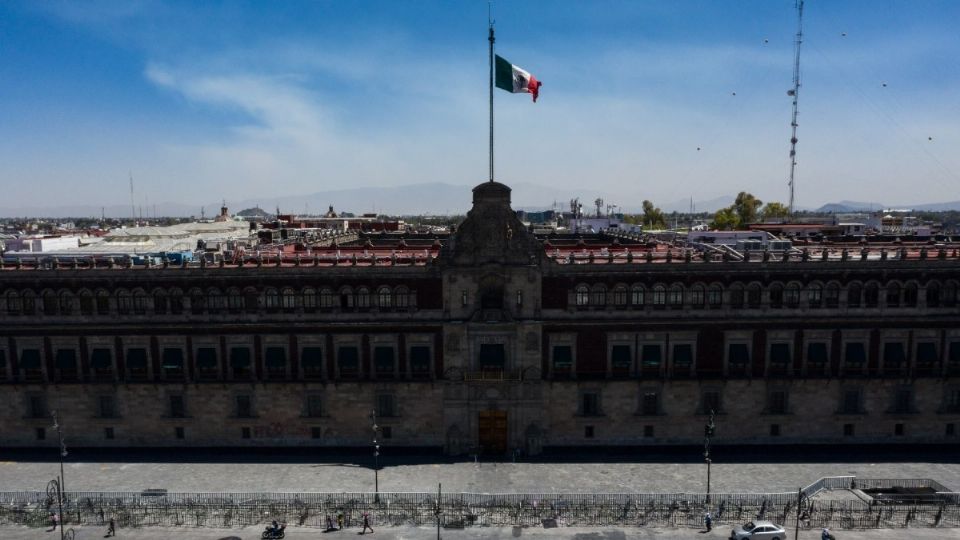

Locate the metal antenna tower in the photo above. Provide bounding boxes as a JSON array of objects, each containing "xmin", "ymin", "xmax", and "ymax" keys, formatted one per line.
[
  {"xmin": 129, "ymin": 172, "xmax": 136, "ymax": 224},
  {"xmin": 787, "ymin": 0, "xmax": 804, "ymax": 214}
]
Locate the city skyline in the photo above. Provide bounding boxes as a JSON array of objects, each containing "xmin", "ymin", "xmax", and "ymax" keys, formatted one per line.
[{"xmin": 2, "ymin": 1, "xmax": 959, "ymax": 213}]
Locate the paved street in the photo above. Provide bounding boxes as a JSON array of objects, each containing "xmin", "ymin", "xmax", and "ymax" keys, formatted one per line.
[
  {"xmin": 1, "ymin": 447, "xmax": 959, "ymax": 494},
  {"xmin": 3, "ymin": 524, "xmax": 960, "ymax": 540}
]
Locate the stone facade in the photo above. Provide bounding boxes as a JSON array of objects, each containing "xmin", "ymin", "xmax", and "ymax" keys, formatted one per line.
[{"xmin": 1, "ymin": 180, "xmax": 960, "ymax": 453}]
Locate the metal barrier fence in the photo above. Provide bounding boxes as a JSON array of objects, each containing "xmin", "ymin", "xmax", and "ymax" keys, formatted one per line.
[{"xmin": 1, "ymin": 480, "xmax": 958, "ymax": 530}]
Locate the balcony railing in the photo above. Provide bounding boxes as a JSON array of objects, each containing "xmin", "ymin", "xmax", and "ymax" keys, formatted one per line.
[{"xmin": 464, "ymin": 370, "xmax": 521, "ymax": 382}]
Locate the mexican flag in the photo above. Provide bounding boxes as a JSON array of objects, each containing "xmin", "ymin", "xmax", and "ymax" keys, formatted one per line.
[{"xmin": 495, "ymin": 54, "xmax": 542, "ymax": 102}]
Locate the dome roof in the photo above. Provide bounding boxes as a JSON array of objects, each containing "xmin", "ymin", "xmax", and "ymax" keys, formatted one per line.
[{"xmin": 472, "ymin": 180, "xmax": 511, "ymax": 204}]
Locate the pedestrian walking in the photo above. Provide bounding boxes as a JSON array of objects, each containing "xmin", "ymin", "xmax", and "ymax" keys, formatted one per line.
[
  {"xmin": 325, "ymin": 514, "xmax": 334, "ymax": 531},
  {"xmin": 361, "ymin": 512, "xmax": 374, "ymax": 534},
  {"xmin": 337, "ymin": 511, "xmax": 344, "ymax": 530},
  {"xmin": 704, "ymin": 511, "xmax": 712, "ymax": 531},
  {"xmin": 106, "ymin": 517, "xmax": 116, "ymax": 537},
  {"xmin": 48, "ymin": 512, "xmax": 58, "ymax": 531}
]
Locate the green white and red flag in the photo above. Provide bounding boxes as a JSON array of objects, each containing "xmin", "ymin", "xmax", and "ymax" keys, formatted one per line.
[{"xmin": 495, "ymin": 54, "xmax": 542, "ymax": 102}]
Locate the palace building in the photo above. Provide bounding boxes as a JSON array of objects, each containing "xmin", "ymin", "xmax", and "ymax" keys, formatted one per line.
[{"xmin": 2, "ymin": 180, "xmax": 960, "ymax": 454}]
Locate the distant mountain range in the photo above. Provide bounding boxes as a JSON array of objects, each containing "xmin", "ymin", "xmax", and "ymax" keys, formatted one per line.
[{"xmin": 2, "ymin": 183, "xmax": 959, "ymax": 218}]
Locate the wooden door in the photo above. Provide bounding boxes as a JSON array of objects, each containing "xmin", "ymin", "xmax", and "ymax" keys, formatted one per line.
[{"xmin": 478, "ymin": 410, "xmax": 508, "ymax": 454}]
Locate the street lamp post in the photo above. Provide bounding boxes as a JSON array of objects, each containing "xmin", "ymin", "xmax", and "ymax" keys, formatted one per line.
[
  {"xmin": 371, "ymin": 410, "xmax": 380, "ymax": 502},
  {"xmin": 51, "ymin": 411, "xmax": 68, "ymax": 540},
  {"xmin": 435, "ymin": 482, "xmax": 442, "ymax": 540},
  {"xmin": 704, "ymin": 409, "xmax": 715, "ymax": 504}
]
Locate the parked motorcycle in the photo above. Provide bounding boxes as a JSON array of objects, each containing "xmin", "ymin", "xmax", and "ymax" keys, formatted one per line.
[{"xmin": 261, "ymin": 523, "xmax": 286, "ymax": 539}]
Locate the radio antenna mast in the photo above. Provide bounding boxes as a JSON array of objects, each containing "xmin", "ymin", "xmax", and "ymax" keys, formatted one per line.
[{"xmin": 787, "ymin": 0, "xmax": 804, "ymax": 214}]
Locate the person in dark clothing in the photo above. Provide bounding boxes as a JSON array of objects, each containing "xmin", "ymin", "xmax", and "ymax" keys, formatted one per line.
[
  {"xmin": 106, "ymin": 517, "xmax": 116, "ymax": 537},
  {"xmin": 361, "ymin": 512, "xmax": 373, "ymax": 534}
]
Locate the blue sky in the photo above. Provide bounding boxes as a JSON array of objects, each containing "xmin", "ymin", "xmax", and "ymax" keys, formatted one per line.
[{"xmin": 2, "ymin": 0, "xmax": 959, "ymax": 212}]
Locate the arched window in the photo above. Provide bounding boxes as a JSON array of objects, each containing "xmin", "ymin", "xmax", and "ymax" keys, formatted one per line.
[
  {"xmin": 243, "ymin": 287, "xmax": 259, "ymax": 312},
  {"xmin": 5, "ymin": 291, "xmax": 21, "ymax": 315},
  {"xmin": 652, "ymin": 284, "xmax": 666, "ymax": 307},
  {"xmin": 264, "ymin": 288, "xmax": 281, "ymax": 310},
  {"xmin": 903, "ymin": 282, "xmax": 918, "ymax": 307},
  {"xmin": 926, "ymin": 281, "xmax": 941, "ymax": 308},
  {"xmin": 864, "ymin": 282, "xmax": 880, "ymax": 307},
  {"xmin": 394, "ymin": 286, "xmax": 410, "ymax": 308},
  {"xmin": 378, "ymin": 286, "xmax": 393, "ymax": 308},
  {"xmin": 60, "ymin": 291, "xmax": 77, "ymax": 315},
  {"xmin": 847, "ymin": 283, "xmax": 862, "ymax": 308},
  {"xmin": 168, "ymin": 288, "xmax": 184, "ymax": 314},
  {"xmin": 807, "ymin": 284, "xmax": 823, "ymax": 308},
  {"xmin": 591, "ymin": 284, "xmax": 607, "ymax": 306},
  {"xmin": 356, "ymin": 287, "xmax": 370, "ymax": 308},
  {"xmin": 320, "ymin": 288, "xmax": 336, "ymax": 309},
  {"xmin": 668, "ymin": 285, "xmax": 683, "ymax": 307},
  {"xmin": 825, "ymin": 282, "xmax": 841, "ymax": 308},
  {"xmin": 58, "ymin": 290, "xmax": 75, "ymax": 316},
  {"xmin": 94, "ymin": 289, "xmax": 110, "ymax": 315},
  {"xmin": 769, "ymin": 283, "xmax": 784, "ymax": 309},
  {"xmin": 612, "ymin": 285, "xmax": 628, "ymax": 307},
  {"xmin": 630, "ymin": 285, "xmax": 645, "ymax": 306},
  {"xmin": 281, "ymin": 287, "xmax": 297, "ymax": 311},
  {"xmin": 886, "ymin": 282, "xmax": 901, "ymax": 308},
  {"xmin": 707, "ymin": 284, "xmax": 723, "ymax": 308},
  {"xmin": 226, "ymin": 287, "xmax": 243, "ymax": 312},
  {"xmin": 747, "ymin": 283, "xmax": 762, "ymax": 308},
  {"xmin": 207, "ymin": 288, "xmax": 225, "ymax": 313},
  {"xmin": 784, "ymin": 283, "xmax": 801, "ymax": 308},
  {"xmin": 302, "ymin": 287, "xmax": 317, "ymax": 311},
  {"xmin": 945, "ymin": 281, "xmax": 959, "ymax": 308},
  {"xmin": 117, "ymin": 289, "xmax": 133, "ymax": 315},
  {"xmin": 79, "ymin": 289, "xmax": 94, "ymax": 315},
  {"xmin": 42, "ymin": 290, "xmax": 58, "ymax": 316},
  {"xmin": 575, "ymin": 284, "xmax": 590, "ymax": 306},
  {"xmin": 339, "ymin": 286, "xmax": 354, "ymax": 309},
  {"xmin": 152, "ymin": 289, "xmax": 167, "ymax": 314},
  {"xmin": 688, "ymin": 285, "xmax": 705, "ymax": 308},
  {"xmin": 189, "ymin": 288, "xmax": 205, "ymax": 314},
  {"xmin": 729, "ymin": 284, "xmax": 744, "ymax": 309},
  {"xmin": 133, "ymin": 289, "xmax": 149, "ymax": 314}
]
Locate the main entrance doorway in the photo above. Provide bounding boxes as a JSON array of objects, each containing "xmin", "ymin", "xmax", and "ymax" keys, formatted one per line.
[{"xmin": 478, "ymin": 410, "xmax": 508, "ymax": 455}]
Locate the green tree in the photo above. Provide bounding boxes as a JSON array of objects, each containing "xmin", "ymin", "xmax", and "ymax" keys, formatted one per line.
[
  {"xmin": 641, "ymin": 200, "xmax": 667, "ymax": 229},
  {"xmin": 732, "ymin": 192, "xmax": 763, "ymax": 224},
  {"xmin": 761, "ymin": 201, "xmax": 790, "ymax": 220},
  {"xmin": 710, "ymin": 207, "xmax": 741, "ymax": 230}
]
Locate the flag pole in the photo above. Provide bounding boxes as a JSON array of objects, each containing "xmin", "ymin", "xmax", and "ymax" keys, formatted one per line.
[{"xmin": 488, "ymin": 3, "xmax": 495, "ymax": 182}]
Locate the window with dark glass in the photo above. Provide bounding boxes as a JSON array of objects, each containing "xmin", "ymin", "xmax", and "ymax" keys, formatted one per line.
[
  {"xmin": 927, "ymin": 284, "xmax": 941, "ymax": 308},
  {"xmin": 20, "ymin": 349, "xmax": 42, "ymax": 377},
  {"xmin": 169, "ymin": 395, "xmax": 185, "ymax": 418},
  {"xmin": 79, "ymin": 292, "xmax": 95, "ymax": 315},
  {"xmin": 891, "ymin": 388, "xmax": 913, "ymax": 414},
  {"xmin": 840, "ymin": 389, "xmax": 862, "ymax": 414},
  {"xmin": 688, "ymin": 286, "xmax": 705, "ymax": 308},
  {"xmin": 770, "ymin": 424, "xmax": 781, "ymax": 436},
  {"xmin": 36, "ymin": 427, "xmax": 46, "ymax": 440},
  {"xmin": 729, "ymin": 287, "xmax": 744, "ymax": 309},
  {"xmin": 769, "ymin": 285, "xmax": 783, "ymax": 308},
  {"xmin": 235, "ymin": 395, "xmax": 253, "ymax": 418},
  {"xmin": 948, "ymin": 342, "xmax": 960, "ymax": 369},
  {"xmin": 864, "ymin": 283, "xmax": 879, "ymax": 307},
  {"xmin": 552, "ymin": 345, "xmax": 573, "ymax": 370},
  {"xmin": 91, "ymin": 348, "xmax": 112, "ymax": 377},
  {"xmin": 29, "ymin": 395, "xmax": 47, "ymax": 418},
  {"xmin": 337, "ymin": 346, "xmax": 359, "ymax": 377},
  {"xmin": 640, "ymin": 392, "xmax": 659, "ymax": 415},
  {"xmin": 917, "ymin": 343, "xmax": 938, "ymax": 368},
  {"xmin": 376, "ymin": 394, "xmax": 396, "ymax": 417},
  {"xmin": 479, "ymin": 344, "xmax": 505, "ymax": 371},
  {"xmin": 162, "ymin": 348, "xmax": 185, "ymax": 376},
  {"xmin": 767, "ymin": 390, "xmax": 788, "ymax": 414},
  {"xmin": 701, "ymin": 391, "xmax": 721, "ymax": 414},
  {"xmin": 410, "ymin": 346, "xmax": 431, "ymax": 375},
  {"xmin": 894, "ymin": 423, "xmax": 905, "ymax": 436},
  {"xmin": 641, "ymin": 345, "xmax": 662, "ymax": 370},
  {"xmin": 301, "ymin": 347, "xmax": 324, "ymax": 378},
  {"xmin": 265, "ymin": 347, "xmax": 286, "ymax": 377},
  {"xmin": 707, "ymin": 285, "xmax": 722, "ymax": 308},
  {"xmin": 844, "ymin": 343, "xmax": 867, "ymax": 366},
  {"xmin": 195, "ymin": 347, "xmax": 218, "ymax": 378},
  {"xmin": 0, "ymin": 350, "xmax": 5, "ymax": 374},
  {"xmin": 942, "ymin": 388, "xmax": 960, "ymax": 413},
  {"xmin": 229, "ymin": 347, "xmax": 252, "ymax": 378},
  {"xmin": 374, "ymin": 346, "xmax": 395, "ymax": 376},
  {"xmin": 98, "ymin": 395, "xmax": 116, "ymax": 418},
  {"xmin": 728, "ymin": 344, "xmax": 750, "ymax": 368},
  {"xmin": 843, "ymin": 423, "xmax": 855, "ymax": 436},
  {"xmin": 306, "ymin": 393, "xmax": 323, "ymax": 417},
  {"xmin": 126, "ymin": 348, "xmax": 148, "ymax": 378},
  {"xmin": 175, "ymin": 426, "xmax": 185, "ymax": 439},
  {"xmin": 747, "ymin": 285, "xmax": 762, "ymax": 308},
  {"xmin": 55, "ymin": 349, "xmax": 78, "ymax": 379},
  {"xmin": 672, "ymin": 344, "xmax": 693, "ymax": 373},
  {"xmin": 825, "ymin": 284, "xmax": 840, "ymax": 308},
  {"xmin": 104, "ymin": 427, "xmax": 115, "ymax": 440},
  {"xmin": 847, "ymin": 284, "xmax": 862, "ymax": 308},
  {"xmin": 769, "ymin": 344, "xmax": 791, "ymax": 366},
  {"xmin": 884, "ymin": 342, "xmax": 906, "ymax": 369},
  {"xmin": 581, "ymin": 392, "xmax": 601, "ymax": 416},
  {"xmin": 808, "ymin": 285, "xmax": 823, "ymax": 308},
  {"xmin": 644, "ymin": 425, "xmax": 655, "ymax": 437},
  {"xmin": 611, "ymin": 345, "xmax": 632, "ymax": 370},
  {"xmin": 904, "ymin": 284, "xmax": 918, "ymax": 307},
  {"xmin": 168, "ymin": 291, "xmax": 184, "ymax": 314},
  {"xmin": 806, "ymin": 343, "xmax": 828, "ymax": 371}
]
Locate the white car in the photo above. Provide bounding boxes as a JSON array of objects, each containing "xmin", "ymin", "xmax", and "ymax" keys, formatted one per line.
[{"xmin": 729, "ymin": 520, "xmax": 786, "ymax": 540}]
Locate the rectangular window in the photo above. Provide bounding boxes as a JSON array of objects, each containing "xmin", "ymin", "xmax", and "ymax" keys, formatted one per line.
[
  {"xmin": 381, "ymin": 426, "xmax": 393, "ymax": 439},
  {"xmin": 195, "ymin": 347, "xmax": 218, "ymax": 379},
  {"xmin": 29, "ymin": 395, "xmax": 47, "ymax": 418},
  {"xmin": 843, "ymin": 423, "xmax": 855, "ymax": 437},
  {"xmin": 311, "ymin": 427, "xmax": 322, "ymax": 439},
  {"xmin": 581, "ymin": 392, "xmax": 601, "ymax": 416},
  {"xmin": 770, "ymin": 424, "xmax": 781, "ymax": 437},
  {"xmin": 236, "ymin": 395, "xmax": 253, "ymax": 418},
  {"xmin": 643, "ymin": 425, "xmax": 654, "ymax": 438},
  {"xmin": 20, "ymin": 348, "xmax": 42, "ymax": 380},
  {"xmin": 175, "ymin": 427, "xmax": 185, "ymax": 440},
  {"xmin": 640, "ymin": 345, "xmax": 662, "ymax": 371},
  {"xmin": 947, "ymin": 424, "xmax": 956, "ymax": 437},
  {"xmin": 306, "ymin": 394, "xmax": 323, "ymax": 417},
  {"xmin": 767, "ymin": 390, "xmax": 788, "ymax": 415},
  {"xmin": 90, "ymin": 348, "xmax": 113, "ymax": 379},
  {"xmin": 701, "ymin": 391, "xmax": 721, "ymax": 414},
  {"xmin": 229, "ymin": 347, "xmax": 252, "ymax": 379},
  {"xmin": 841, "ymin": 389, "xmax": 862, "ymax": 414},
  {"xmin": 376, "ymin": 394, "xmax": 396, "ymax": 417},
  {"xmin": 264, "ymin": 346, "xmax": 286, "ymax": 378},
  {"xmin": 374, "ymin": 346, "xmax": 395, "ymax": 377},
  {"xmin": 584, "ymin": 425, "xmax": 594, "ymax": 438},
  {"xmin": 916, "ymin": 343, "xmax": 939, "ymax": 368},
  {"xmin": 806, "ymin": 343, "xmax": 829, "ymax": 373},
  {"xmin": 883, "ymin": 342, "xmax": 907, "ymax": 369},
  {"xmin": 894, "ymin": 423, "xmax": 905, "ymax": 436},
  {"xmin": 241, "ymin": 427, "xmax": 251, "ymax": 439},
  {"xmin": 161, "ymin": 347, "xmax": 185, "ymax": 378},
  {"xmin": 552, "ymin": 345, "xmax": 573, "ymax": 370},
  {"xmin": 610, "ymin": 345, "xmax": 632, "ymax": 370},
  {"xmin": 728, "ymin": 343, "xmax": 750, "ymax": 374},
  {"xmin": 944, "ymin": 389, "xmax": 960, "ymax": 413},
  {"xmin": 409, "ymin": 346, "xmax": 431, "ymax": 376},
  {"xmin": 640, "ymin": 392, "xmax": 659, "ymax": 416},
  {"xmin": 769, "ymin": 343, "xmax": 791, "ymax": 365},
  {"xmin": 672, "ymin": 344, "xmax": 693, "ymax": 374},
  {"xmin": 301, "ymin": 346, "xmax": 324, "ymax": 379},
  {"xmin": 36, "ymin": 427, "xmax": 46, "ymax": 440},
  {"xmin": 55, "ymin": 349, "xmax": 78, "ymax": 380},
  {"xmin": 126, "ymin": 348, "xmax": 149, "ymax": 379},
  {"xmin": 98, "ymin": 395, "xmax": 116, "ymax": 418},
  {"xmin": 337, "ymin": 346, "xmax": 360, "ymax": 378},
  {"xmin": 104, "ymin": 427, "xmax": 115, "ymax": 440},
  {"xmin": 844, "ymin": 342, "xmax": 867, "ymax": 368},
  {"xmin": 169, "ymin": 395, "xmax": 185, "ymax": 418},
  {"xmin": 892, "ymin": 388, "xmax": 913, "ymax": 414}
]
